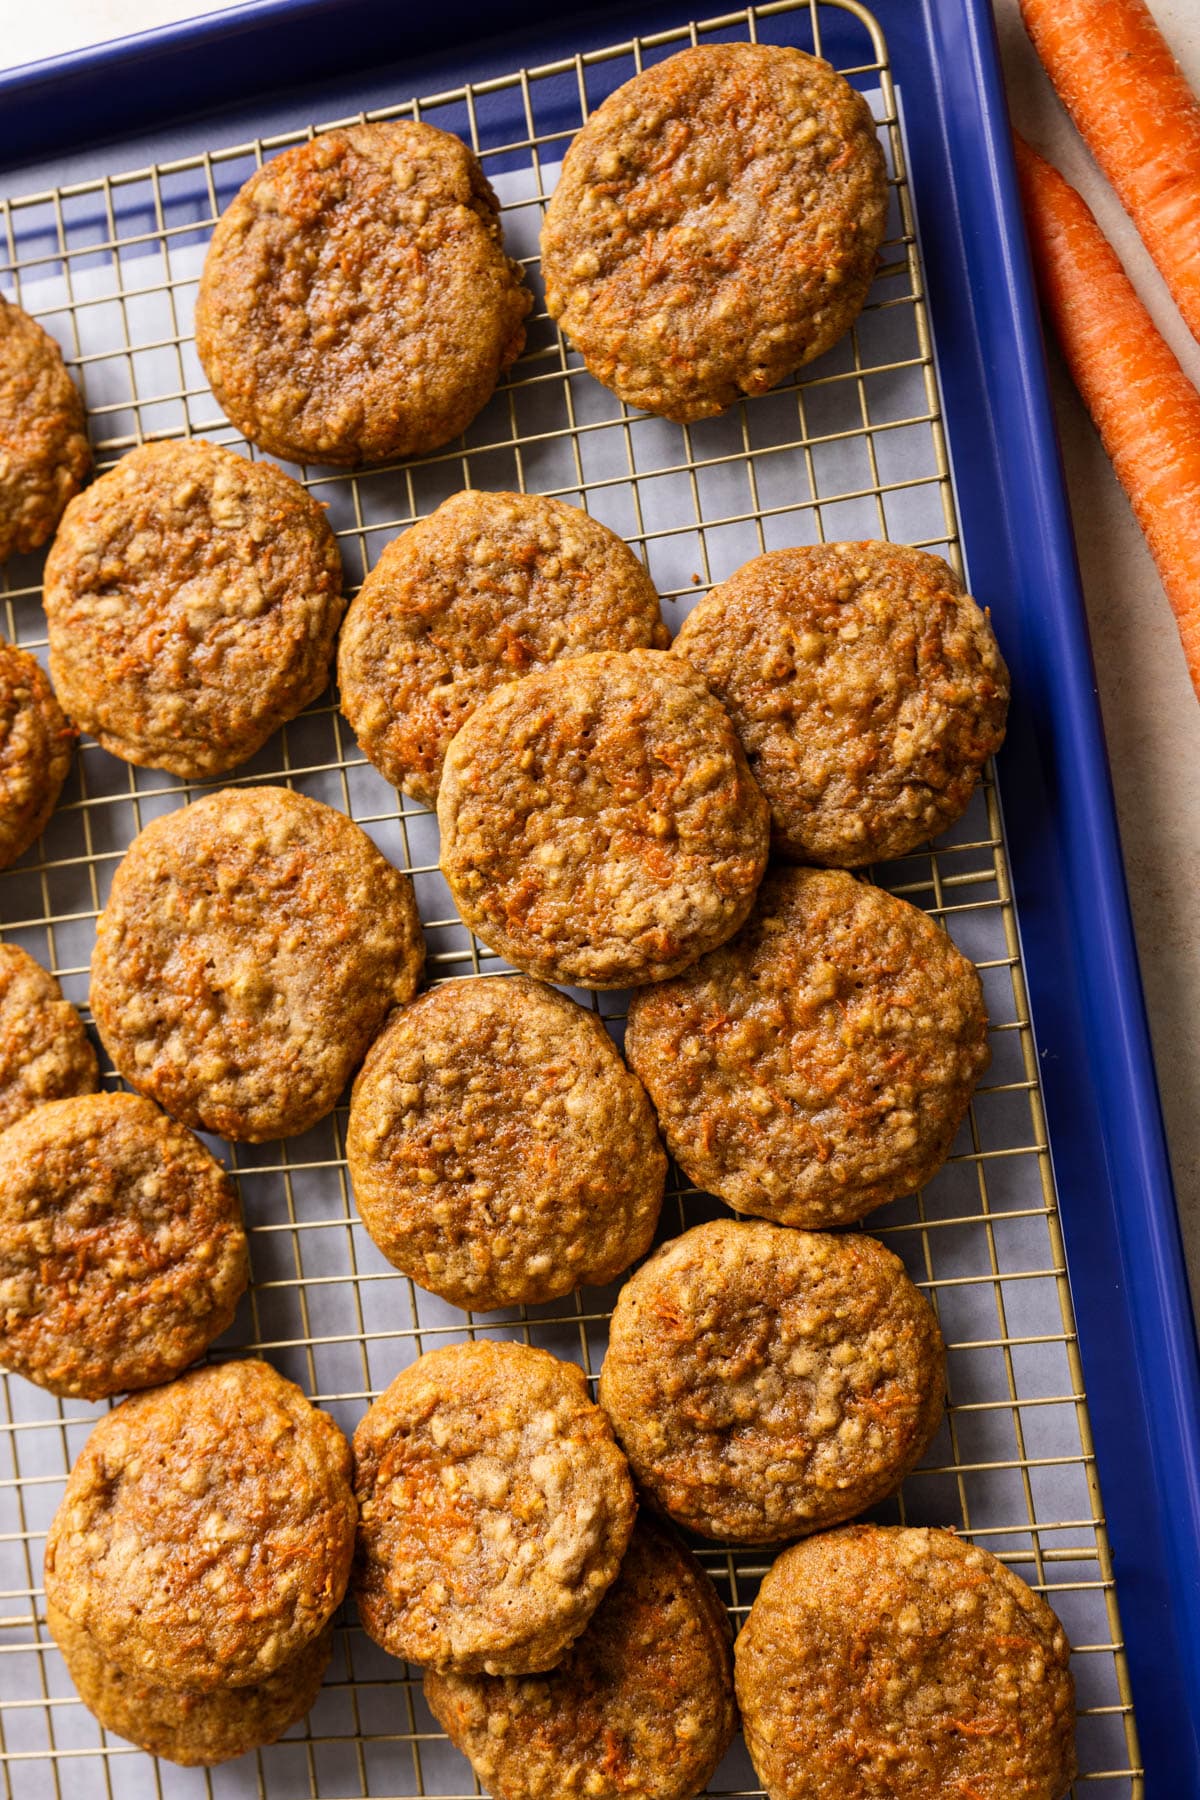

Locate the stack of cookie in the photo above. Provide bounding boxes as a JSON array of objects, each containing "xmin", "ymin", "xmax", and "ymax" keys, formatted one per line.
[
  {"xmin": 43, "ymin": 1360, "xmax": 356, "ymax": 1766},
  {"xmin": 352, "ymin": 1338, "xmax": 738, "ymax": 1800}
]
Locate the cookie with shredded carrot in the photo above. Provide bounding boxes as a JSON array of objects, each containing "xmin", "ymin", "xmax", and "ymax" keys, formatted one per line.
[
  {"xmin": 337, "ymin": 489, "xmax": 668, "ymax": 806},
  {"xmin": 352, "ymin": 1340, "xmax": 635, "ymax": 1674},
  {"xmin": 0, "ymin": 294, "xmax": 90, "ymax": 564},
  {"xmin": 0, "ymin": 1091, "xmax": 247, "ymax": 1399},
  {"xmin": 346, "ymin": 975, "xmax": 665, "ymax": 1309},
  {"xmin": 540, "ymin": 44, "xmax": 888, "ymax": 421},
  {"xmin": 625, "ymin": 866, "xmax": 988, "ymax": 1227},
  {"xmin": 0, "ymin": 639, "xmax": 73, "ymax": 870},
  {"xmin": 437, "ymin": 649, "xmax": 769, "ymax": 988},
  {"xmin": 43, "ymin": 439, "xmax": 344, "ymax": 779},
  {"xmin": 195, "ymin": 121, "xmax": 531, "ymax": 465},
  {"xmin": 734, "ymin": 1525, "xmax": 1077, "ymax": 1800},
  {"xmin": 0, "ymin": 943, "xmax": 97, "ymax": 1131},
  {"xmin": 49, "ymin": 1603, "xmax": 332, "ymax": 1766},
  {"xmin": 90, "ymin": 786, "xmax": 424, "ymax": 1141},
  {"xmin": 44, "ymin": 1359, "xmax": 356, "ymax": 1691},
  {"xmin": 425, "ymin": 1520, "xmax": 735, "ymax": 1800},
  {"xmin": 598, "ymin": 1219, "xmax": 944, "ymax": 1543},
  {"xmin": 672, "ymin": 543, "xmax": 1009, "ymax": 865}
]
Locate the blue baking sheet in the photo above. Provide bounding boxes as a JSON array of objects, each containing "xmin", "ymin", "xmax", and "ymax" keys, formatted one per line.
[{"xmin": 0, "ymin": 2, "xmax": 1196, "ymax": 1795}]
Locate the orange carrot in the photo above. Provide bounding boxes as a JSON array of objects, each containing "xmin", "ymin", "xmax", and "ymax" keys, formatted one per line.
[
  {"xmin": 1020, "ymin": 0, "xmax": 1200, "ymax": 345},
  {"xmin": 1014, "ymin": 135, "xmax": 1200, "ymax": 700}
]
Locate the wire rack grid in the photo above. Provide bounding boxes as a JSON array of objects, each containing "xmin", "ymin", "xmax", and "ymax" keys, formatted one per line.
[{"xmin": 0, "ymin": 1, "xmax": 1143, "ymax": 1795}]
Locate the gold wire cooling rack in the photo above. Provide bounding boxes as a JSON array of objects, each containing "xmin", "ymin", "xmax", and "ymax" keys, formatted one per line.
[{"xmin": 0, "ymin": 2, "xmax": 1145, "ymax": 1795}]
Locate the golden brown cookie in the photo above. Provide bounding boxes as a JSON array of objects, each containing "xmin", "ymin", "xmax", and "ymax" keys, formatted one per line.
[
  {"xmin": 352, "ymin": 1340, "xmax": 635, "ymax": 1674},
  {"xmin": 541, "ymin": 45, "xmax": 887, "ymax": 421},
  {"xmin": 0, "ymin": 639, "xmax": 73, "ymax": 870},
  {"xmin": 438, "ymin": 649, "xmax": 769, "ymax": 988},
  {"xmin": 734, "ymin": 1525, "xmax": 1077, "ymax": 1800},
  {"xmin": 0, "ymin": 294, "xmax": 90, "ymax": 563},
  {"xmin": 43, "ymin": 439, "xmax": 344, "ymax": 779},
  {"xmin": 0, "ymin": 1091, "xmax": 247, "ymax": 1399},
  {"xmin": 626, "ymin": 867, "xmax": 989, "ymax": 1227},
  {"xmin": 672, "ymin": 544, "xmax": 1009, "ymax": 865},
  {"xmin": 0, "ymin": 943, "xmax": 97, "ymax": 1131},
  {"xmin": 599, "ymin": 1219, "xmax": 944, "ymax": 1543},
  {"xmin": 49, "ymin": 1602, "xmax": 332, "ymax": 1766},
  {"xmin": 44, "ymin": 1359, "xmax": 356, "ymax": 1691},
  {"xmin": 337, "ymin": 489, "xmax": 668, "ymax": 805},
  {"xmin": 425, "ymin": 1520, "xmax": 735, "ymax": 1800},
  {"xmin": 90, "ymin": 786, "xmax": 424, "ymax": 1141},
  {"xmin": 347, "ymin": 975, "xmax": 665, "ymax": 1309},
  {"xmin": 195, "ymin": 121, "xmax": 531, "ymax": 465}
]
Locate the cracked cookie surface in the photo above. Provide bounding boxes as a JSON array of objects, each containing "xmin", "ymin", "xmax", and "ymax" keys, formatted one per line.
[
  {"xmin": 0, "ymin": 944, "xmax": 97, "ymax": 1132},
  {"xmin": 599, "ymin": 1219, "xmax": 945, "ymax": 1543},
  {"xmin": 196, "ymin": 121, "xmax": 531, "ymax": 465},
  {"xmin": 0, "ymin": 1091, "xmax": 247, "ymax": 1399},
  {"xmin": 352, "ymin": 1340, "xmax": 635, "ymax": 1674},
  {"xmin": 0, "ymin": 639, "xmax": 73, "ymax": 870},
  {"xmin": 541, "ymin": 44, "xmax": 887, "ymax": 421},
  {"xmin": 44, "ymin": 439, "xmax": 344, "ymax": 779},
  {"xmin": 626, "ymin": 866, "xmax": 989, "ymax": 1227},
  {"xmin": 673, "ymin": 544, "xmax": 1009, "ymax": 866},
  {"xmin": 0, "ymin": 295, "xmax": 90, "ymax": 563},
  {"xmin": 347, "ymin": 975, "xmax": 665, "ymax": 1309},
  {"xmin": 90, "ymin": 786, "xmax": 424, "ymax": 1141},
  {"xmin": 734, "ymin": 1525, "xmax": 1076, "ymax": 1800},
  {"xmin": 44, "ymin": 1359, "xmax": 356, "ymax": 1690},
  {"xmin": 438, "ymin": 649, "xmax": 769, "ymax": 989}
]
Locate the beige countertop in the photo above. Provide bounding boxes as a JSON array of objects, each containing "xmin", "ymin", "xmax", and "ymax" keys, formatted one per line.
[
  {"xmin": 995, "ymin": 0, "xmax": 1200, "ymax": 1313},
  {"xmin": 3, "ymin": 0, "xmax": 1198, "ymax": 1312}
]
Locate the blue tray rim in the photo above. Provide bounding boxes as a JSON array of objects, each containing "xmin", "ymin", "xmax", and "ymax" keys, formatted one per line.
[
  {"xmin": 0, "ymin": 0, "xmax": 751, "ymax": 176},
  {"xmin": 906, "ymin": 1, "xmax": 1200, "ymax": 1784},
  {"xmin": 2, "ymin": 0, "xmax": 1198, "ymax": 1790}
]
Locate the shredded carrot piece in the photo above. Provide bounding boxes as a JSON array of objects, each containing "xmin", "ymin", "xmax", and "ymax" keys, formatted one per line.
[{"xmin": 949, "ymin": 1714, "xmax": 1010, "ymax": 1738}]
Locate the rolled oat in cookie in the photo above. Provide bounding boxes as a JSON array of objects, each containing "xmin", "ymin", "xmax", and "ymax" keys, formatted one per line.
[
  {"xmin": 0, "ymin": 638, "xmax": 73, "ymax": 871},
  {"xmin": 734, "ymin": 1525, "xmax": 1077, "ymax": 1800},
  {"xmin": 599, "ymin": 1219, "xmax": 945, "ymax": 1543},
  {"xmin": 425, "ymin": 1519, "xmax": 736, "ymax": 1800},
  {"xmin": 347, "ymin": 975, "xmax": 665, "ymax": 1309},
  {"xmin": 0, "ymin": 294, "xmax": 90, "ymax": 564},
  {"xmin": 195, "ymin": 121, "xmax": 531, "ymax": 466},
  {"xmin": 541, "ymin": 44, "xmax": 887, "ymax": 422},
  {"xmin": 43, "ymin": 439, "xmax": 344, "ymax": 780},
  {"xmin": 352, "ymin": 1339, "xmax": 635, "ymax": 1674},
  {"xmin": 437, "ymin": 649, "xmax": 769, "ymax": 989},
  {"xmin": 625, "ymin": 866, "xmax": 989, "ymax": 1227},
  {"xmin": 90, "ymin": 785, "xmax": 424, "ymax": 1142},
  {"xmin": 672, "ymin": 543, "xmax": 1009, "ymax": 866},
  {"xmin": 49, "ymin": 1603, "xmax": 332, "ymax": 1767},
  {"xmin": 338, "ymin": 489, "xmax": 667, "ymax": 806},
  {"xmin": 43, "ymin": 1359, "xmax": 357, "ymax": 1691},
  {"xmin": 0, "ymin": 1091, "xmax": 247, "ymax": 1400},
  {"xmin": 0, "ymin": 943, "xmax": 97, "ymax": 1132}
]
